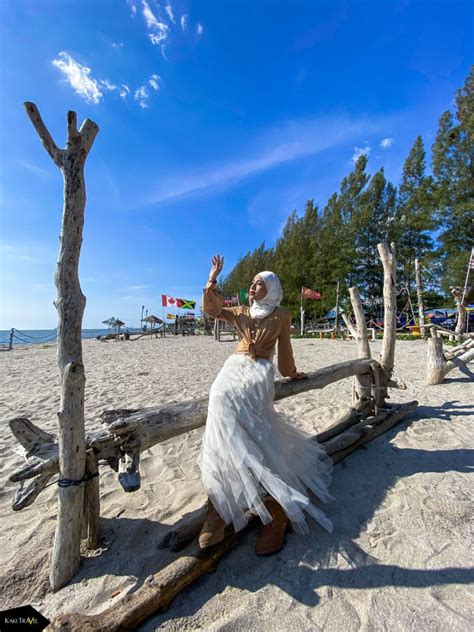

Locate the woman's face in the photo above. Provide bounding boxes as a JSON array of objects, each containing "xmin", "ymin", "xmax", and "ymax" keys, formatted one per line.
[{"xmin": 249, "ymin": 275, "xmax": 268, "ymax": 302}]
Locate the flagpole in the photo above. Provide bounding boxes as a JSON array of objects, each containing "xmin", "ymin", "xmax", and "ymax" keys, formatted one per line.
[
  {"xmin": 300, "ymin": 286, "xmax": 304, "ymax": 336},
  {"xmin": 162, "ymin": 306, "xmax": 166, "ymax": 337},
  {"xmin": 335, "ymin": 281, "xmax": 340, "ymax": 331}
]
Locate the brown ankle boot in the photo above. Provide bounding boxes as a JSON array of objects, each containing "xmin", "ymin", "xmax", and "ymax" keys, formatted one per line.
[
  {"xmin": 255, "ymin": 496, "xmax": 289, "ymax": 555},
  {"xmin": 199, "ymin": 501, "xmax": 226, "ymax": 549}
]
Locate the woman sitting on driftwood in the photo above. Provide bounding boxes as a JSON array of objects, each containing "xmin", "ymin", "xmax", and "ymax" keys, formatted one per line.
[{"xmin": 198, "ymin": 254, "xmax": 334, "ymax": 555}]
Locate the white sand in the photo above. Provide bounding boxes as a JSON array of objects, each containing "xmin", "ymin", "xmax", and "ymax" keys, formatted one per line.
[{"xmin": 1, "ymin": 336, "xmax": 473, "ymax": 630}]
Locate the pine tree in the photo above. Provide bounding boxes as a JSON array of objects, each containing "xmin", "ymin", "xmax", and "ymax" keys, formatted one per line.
[
  {"xmin": 353, "ymin": 168, "xmax": 397, "ymax": 306},
  {"xmin": 432, "ymin": 66, "xmax": 474, "ymax": 292},
  {"xmin": 395, "ymin": 136, "xmax": 435, "ymax": 294},
  {"xmin": 337, "ymin": 155, "xmax": 370, "ymax": 288}
]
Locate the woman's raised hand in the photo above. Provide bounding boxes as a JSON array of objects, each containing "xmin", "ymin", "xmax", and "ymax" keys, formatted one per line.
[{"xmin": 209, "ymin": 254, "xmax": 224, "ymax": 283}]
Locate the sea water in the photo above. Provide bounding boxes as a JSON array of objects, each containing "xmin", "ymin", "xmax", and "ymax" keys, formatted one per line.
[{"xmin": 0, "ymin": 329, "xmax": 138, "ymax": 347}]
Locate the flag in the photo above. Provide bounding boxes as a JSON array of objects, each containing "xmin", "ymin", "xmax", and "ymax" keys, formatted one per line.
[
  {"xmin": 224, "ymin": 295, "xmax": 239, "ymax": 306},
  {"xmin": 162, "ymin": 294, "xmax": 177, "ymax": 307},
  {"xmin": 239, "ymin": 288, "xmax": 248, "ymax": 303},
  {"xmin": 470, "ymin": 246, "xmax": 474, "ymax": 270},
  {"xmin": 176, "ymin": 298, "xmax": 196, "ymax": 310},
  {"xmin": 301, "ymin": 286, "xmax": 321, "ymax": 300},
  {"xmin": 167, "ymin": 313, "xmax": 176, "ymax": 320}
]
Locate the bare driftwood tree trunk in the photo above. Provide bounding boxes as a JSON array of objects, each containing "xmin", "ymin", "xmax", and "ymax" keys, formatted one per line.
[
  {"xmin": 415, "ymin": 258, "xmax": 427, "ymax": 339},
  {"xmin": 426, "ymin": 326, "xmax": 474, "ymax": 384},
  {"xmin": 377, "ymin": 242, "xmax": 397, "ymax": 404},
  {"xmin": 24, "ymin": 102, "xmax": 99, "ymax": 591},
  {"xmin": 451, "ymin": 287, "xmax": 468, "ymax": 340},
  {"xmin": 347, "ymin": 287, "xmax": 372, "ymax": 405}
]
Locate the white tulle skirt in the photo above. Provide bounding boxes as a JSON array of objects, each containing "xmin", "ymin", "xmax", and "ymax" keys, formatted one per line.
[{"xmin": 197, "ymin": 354, "xmax": 334, "ymax": 534}]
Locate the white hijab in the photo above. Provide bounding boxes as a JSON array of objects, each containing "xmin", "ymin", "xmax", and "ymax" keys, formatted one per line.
[{"xmin": 249, "ymin": 271, "xmax": 283, "ymax": 319}]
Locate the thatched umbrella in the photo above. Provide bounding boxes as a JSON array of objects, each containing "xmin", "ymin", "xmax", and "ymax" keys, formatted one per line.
[
  {"xmin": 143, "ymin": 315, "xmax": 163, "ymax": 330},
  {"xmin": 102, "ymin": 317, "xmax": 125, "ymax": 334}
]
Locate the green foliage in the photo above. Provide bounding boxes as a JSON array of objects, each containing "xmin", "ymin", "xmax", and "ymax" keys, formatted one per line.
[
  {"xmin": 432, "ymin": 67, "xmax": 474, "ymax": 291},
  {"xmin": 220, "ymin": 68, "xmax": 473, "ymax": 320}
]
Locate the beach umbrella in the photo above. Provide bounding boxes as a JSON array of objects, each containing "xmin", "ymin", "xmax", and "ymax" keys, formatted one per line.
[
  {"xmin": 102, "ymin": 317, "xmax": 118, "ymax": 332},
  {"xmin": 143, "ymin": 315, "xmax": 164, "ymax": 329}
]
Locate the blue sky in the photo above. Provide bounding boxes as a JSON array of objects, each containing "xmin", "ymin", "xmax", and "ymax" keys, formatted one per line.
[{"xmin": 0, "ymin": 0, "xmax": 472, "ymax": 328}]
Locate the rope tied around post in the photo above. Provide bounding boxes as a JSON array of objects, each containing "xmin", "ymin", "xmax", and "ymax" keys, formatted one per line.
[{"xmin": 44, "ymin": 471, "xmax": 99, "ymax": 489}]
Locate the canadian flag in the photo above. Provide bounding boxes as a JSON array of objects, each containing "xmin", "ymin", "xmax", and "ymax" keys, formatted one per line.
[{"xmin": 161, "ymin": 294, "xmax": 177, "ymax": 307}]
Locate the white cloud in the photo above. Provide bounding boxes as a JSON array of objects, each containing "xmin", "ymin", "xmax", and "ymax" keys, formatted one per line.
[
  {"xmin": 148, "ymin": 73, "xmax": 162, "ymax": 90},
  {"xmin": 142, "ymin": 116, "xmax": 382, "ymax": 206},
  {"xmin": 18, "ymin": 160, "xmax": 52, "ymax": 179},
  {"xmin": 351, "ymin": 144, "xmax": 371, "ymax": 163},
  {"xmin": 142, "ymin": 0, "xmax": 169, "ymax": 45},
  {"xmin": 120, "ymin": 84, "xmax": 131, "ymax": 99},
  {"xmin": 135, "ymin": 74, "xmax": 162, "ymax": 106},
  {"xmin": 100, "ymin": 79, "xmax": 117, "ymax": 92},
  {"xmin": 52, "ymin": 51, "xmax": 104, "ymax": 104},
  {"xmin": 165, "ymin": 3, "xmax": 175, "ymax": 23},
  {"xmin": 196, "ymin": 23, "xmax": 204, "ymax": 36},
  {"xmin": 180, "ymin": 13, "xmax": 188, "ymax": 30},
  {"xmin": 127, "ymin": 0, "xmax": 137, "ymax": 17},
  {"xmin": 112, "ymin": 41, "xmax": 124, "ymax": 49},
  {"xmin": 134, "ymin": 85, "xmax": 149, "ymax": 108},
  {"xmin": 380, "ymin": 137, "xmax": 395, "ymax": 149}
]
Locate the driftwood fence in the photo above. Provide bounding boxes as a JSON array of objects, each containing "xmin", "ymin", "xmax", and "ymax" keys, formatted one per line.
[
  {"xmin": 6, "ymin": 102, "xmax": 430, "ymax": 631},
  {"xmin": 8, "ymin": 198, "xmax": 419, "ymax": 632}
]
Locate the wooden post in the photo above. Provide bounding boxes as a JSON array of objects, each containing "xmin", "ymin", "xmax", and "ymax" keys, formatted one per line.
[
  {"xmin": 9, "ymin": 328, "xmax": 14, "ymax": 350},
  {"xmin": 425, "ymin": 327, "xmax": 445, "ymax": 385},
  {"xmin": 377, "ymin": 242, "xmax": 397, "ymax": 405},
  {"xmin": 335, "ymin": 281, "xmax": 340, "ymax": 331},
  {"xmin": 348, "ymin": 287, "xmax": 372, "ymax": 406},
  {"xmin": 83, "ymin": 450, "xmax": 100, "ymax": 549},
  {"xmin": 415, "ymin": 258, "xmax": 427, "ymax": 339},
  {"xmin": 24, "ymin": 102, "xmax": 99, "ymax": 590},
  {"xmin": 451, "ymin": 287, "xmax": 468, "ymax": 341},
  {"xmin": 300, "ymin": 288, "xmax": 305, "ymax": 336}
]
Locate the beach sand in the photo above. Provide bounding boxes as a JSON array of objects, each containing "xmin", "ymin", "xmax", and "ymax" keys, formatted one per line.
[{"xmin": 1, "ymin": 336, "xmax": 473, "ymax": 630}]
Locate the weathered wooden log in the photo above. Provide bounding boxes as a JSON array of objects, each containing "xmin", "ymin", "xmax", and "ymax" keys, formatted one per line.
[
  {"xmin": 348, "ymin": 286, "xmax": 372, "ymax": 405},
  {"xmin": 9, "ymin": 358, "xmax": 380, "ymax": 502},
  {"xmin": 330, "ymin": 400, "xmax": 418, "ymax": 463},
  {"xmin": 315, "ymin": 400, "xmax": 368, "ymax": 443},
  {"xmin": 24, "ymin": 102, "xmax": 99, "ymax": 591},
  {"xmin": 51, "ymin": 399, "xmax": 418, "ymax": 631},
  {"xmin": 444, "ymin": 338, "xmax": 474, "ymax": 360},
  {"xmin": 83, "ymin": 451, "xmax": 100, "ymax": 550},
  {"xmin": 377, "ymin": 242, "xmax": 397, "ymax": 405},
  {"xmin": 415, "ymin": 258, "xmax": 427, "ymax": 339},
  {"xmin": 51, "ymin": 522, "xmax": 257, "ymax": 632},
  {"xmin": 426, "ymin": 328, "xmax": 474, "ymax": 385},
  {"xmin": 451, "ymin": 286, "xmax": 468, "ymax": 340}
]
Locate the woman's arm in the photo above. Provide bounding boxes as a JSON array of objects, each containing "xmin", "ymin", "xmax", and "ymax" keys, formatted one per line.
[
  {"xmin": 277, "ymin": 309, "xmax": 306, "ymax": 379},
  {"xmin": 202, "ymin": 254, "xmax": 240, "ymax": 322}
]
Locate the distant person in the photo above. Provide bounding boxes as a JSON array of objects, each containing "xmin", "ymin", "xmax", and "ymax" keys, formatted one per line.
[{"xmin": 198, "ymin": 254, "xmax": 333, "ymax": 555}]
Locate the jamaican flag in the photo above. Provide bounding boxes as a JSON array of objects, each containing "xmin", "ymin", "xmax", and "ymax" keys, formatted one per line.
[
  {"xmin": 239, "ymin": 288, "xmax": 249, "ymax": 304},
  {"xmin": 176, "ymin": 298, "xmax": 196, "ymax": 310}
]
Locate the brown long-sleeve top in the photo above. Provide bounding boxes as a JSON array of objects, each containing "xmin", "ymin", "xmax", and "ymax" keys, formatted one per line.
[{"xmin": 203, "ymin": 281, "xmax": 298, "ymax": 378}]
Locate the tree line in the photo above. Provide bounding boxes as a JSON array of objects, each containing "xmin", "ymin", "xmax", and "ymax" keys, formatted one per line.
[{"xmin": 221, "ymin": 67, "xmax": 473, "ymax": 320}]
